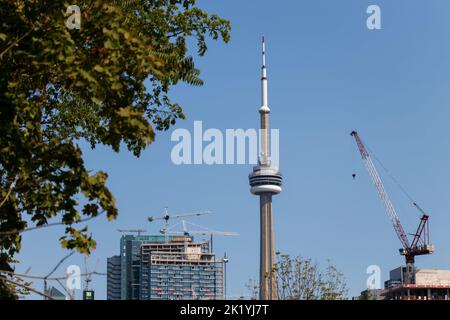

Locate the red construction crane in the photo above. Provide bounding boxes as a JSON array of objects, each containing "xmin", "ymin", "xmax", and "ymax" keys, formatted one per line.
[{"xmin": 351, "ymin": 131, "xmax": 434, "ymax": 284}]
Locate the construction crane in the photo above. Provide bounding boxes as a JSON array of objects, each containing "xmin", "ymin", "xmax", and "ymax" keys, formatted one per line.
[
  {"xmin": 351, "ymin": 131, "xmax": 434, "ymax": 284},
  {"xmin": 148, "ymin": 207, "xmax": 211, "ymax": 228},
  {"xmin": 83, "ymin": 256, "xmax": 91, "ymax": 292},
  {"xmin": 160, "ymin": 220, "xmax": 238, "ymax": 253},
  {"xmin": 117, "ymin": 229, "xmax": 147, "ymax": 236},
  {"xmin": 82, "ymin": 256, "xmax": 98, "ymax": 300}
]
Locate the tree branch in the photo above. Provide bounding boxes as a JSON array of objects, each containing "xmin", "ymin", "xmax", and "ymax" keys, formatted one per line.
[
  {"xmin": 0, "ymin": 24, "xmax": 35, "ymax": 60},
  {"xmin": 0, "ymin": 276, "xmax": 54, "ymax": 300},
  {"xmin": 56, "ymin": 278, "xmax": 74, "ymax": 300},
  {"xmin": 0, "ymin": 269, "xmax": 106, "ymax": 280},
  {"xmin": 0, "ymin": 210, "xmax": 105, "ymax": 237},
  {"xmin": 0, "ymin": 175, "xmax": 18, "ymax": 209}
]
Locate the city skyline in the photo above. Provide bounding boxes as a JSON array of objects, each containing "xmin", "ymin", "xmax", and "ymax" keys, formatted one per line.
[{"xmin": 15, "ymin": 0, "xmax": 450, "ymax": 299}]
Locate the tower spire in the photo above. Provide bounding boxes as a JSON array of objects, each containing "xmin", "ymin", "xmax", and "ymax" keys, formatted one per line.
[
  {"xmin": 262, "ymin": 36, "xmax": 266, "ymax": 78},
  {"xmin": 260, "ymin": 36, "xmax": 270, "ymax": 113},
  {"xmin": 260, "ymin": 36, "xmax": 270, "ymax": 165}
]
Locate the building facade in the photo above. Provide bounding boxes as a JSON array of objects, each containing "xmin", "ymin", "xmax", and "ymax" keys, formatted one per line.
[
  {"xmin": 107, "ymin": 255, "xmax": 121, "ymax": 300},
  {"xmin": 139, "ymin": 236, "xmax": 224, "ymax": 300},
  {"xmin": 119, "ymin": 234, "xmax": 176, "ymax": 299},
  {"xmin": 46, "ymin": 286, "xmax": 66, "ymax": 300},
  {"xmin": 383, "ymin": 267, "xmax": 450, "ymax": 300},
  {"xmin": 114, "ymin": 234, "xmax": 224, "ymax": 300}
]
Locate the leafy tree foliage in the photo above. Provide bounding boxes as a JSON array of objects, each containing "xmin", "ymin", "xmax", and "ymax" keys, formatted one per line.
[
  {"xmin": 0, "ymin": 0, "xmax": 230, "ymax": 298},
  {"xmin": 246, "ymin": 254, "xmax": 348, "ymax": 300},
  {"xmin": 276, "ymin": 254, "xmax": 348, "ymax": 300}
]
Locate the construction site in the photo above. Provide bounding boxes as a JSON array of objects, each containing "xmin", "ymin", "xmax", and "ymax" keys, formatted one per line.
[
  {"xmin": 106, "ymin": 40, "xmax": 450, "ymax": 301},
  {"xmin": 351, "ymin": 131, "xmax": 450, "ymax": 300},
  {"xmin": 22, "ymin": 38, "xmax": 449, "ymax": 302},
  {"xmin": 44, "ymin": 41, "xmax": 450, "ymax": 302},
  {"xmin": 107, "ymin": 208, "xmax": 234, "ymax": 300}
]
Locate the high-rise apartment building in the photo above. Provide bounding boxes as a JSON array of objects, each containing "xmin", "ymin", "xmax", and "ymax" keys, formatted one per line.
[
  {"xmin": 120, "ymin": 234, "xmax": 175, "ymax": 299},
  {"xmin": 111, "ymin": 234, "xmax": 224, "ymax": 300},
  {"xmin": 139, "ymin": 236, "xmax": 224, "ymax": 300}
]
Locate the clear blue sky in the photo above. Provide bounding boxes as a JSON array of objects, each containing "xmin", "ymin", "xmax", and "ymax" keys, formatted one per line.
[{"xmin": 18, "ymin": 0, "xmax": 450, "ymax": 299}]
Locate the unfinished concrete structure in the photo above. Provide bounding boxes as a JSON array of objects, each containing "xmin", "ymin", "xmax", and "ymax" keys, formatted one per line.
[
  {"xmin": 113, "ymin": 233, "xmax": 224, "ymax": 300},
  {"xmin": 249, "ymin": 37, "xmax": 283, "ymax": 300},
  {"xmin": 383, "ymin": 267, "xmax": 450, "ymax": 300}
]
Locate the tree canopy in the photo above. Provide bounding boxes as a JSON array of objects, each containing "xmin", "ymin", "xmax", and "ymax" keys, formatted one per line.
[
  {"xmin": 0, "ymin": 0, "xmax": 230, "ymax": 298},
  {"xmin": 246, "ymin": 254, "xmax": 348, "ymax": 300},
  {"xmin": 276, "ymin": 254, "xmax": 348, "ymax": 300}
]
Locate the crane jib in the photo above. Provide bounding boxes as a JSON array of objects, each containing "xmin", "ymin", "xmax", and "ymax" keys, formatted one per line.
[{"xmin": 351, "ymin": 131, "xmax": 432, "ymax": 262}]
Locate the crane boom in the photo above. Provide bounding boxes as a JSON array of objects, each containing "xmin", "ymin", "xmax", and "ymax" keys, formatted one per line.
[
  {"xmin": 161, "ymin": 230, "xmax": 239, "ymax": 236},
  {"xmin": 117, "ymin": 229, "xmax": 146, "ymax": 236},
  {"xmin": 148, "ymin": 207, "xmax": 211, "ymax": 226},
  {"xmin": 351, "ymin": 131, "xmax": 410, "ymax": 249},
  {"xmin": 161, "ymin": 220, "xmax": 238, "ymax": 253},
  {"xmin": 161, "ymin": 220, "xmax": 239, "ymax": 236}
]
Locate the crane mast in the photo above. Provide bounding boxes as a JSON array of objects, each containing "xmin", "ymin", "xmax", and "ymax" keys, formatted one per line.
[{"xmin": 351, "ymin": 131, "xmax": 434, "ymax": 284}]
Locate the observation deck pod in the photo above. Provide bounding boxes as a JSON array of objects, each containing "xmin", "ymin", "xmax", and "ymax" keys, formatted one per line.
[{"xmin": 249, "ymin": 165, "xmax": 283, "ymax": 195}]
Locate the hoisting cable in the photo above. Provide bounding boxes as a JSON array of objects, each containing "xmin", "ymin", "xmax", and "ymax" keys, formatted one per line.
[{"xmin": 364, "ymin": 143, "xmax": 421, "ymax": 212}]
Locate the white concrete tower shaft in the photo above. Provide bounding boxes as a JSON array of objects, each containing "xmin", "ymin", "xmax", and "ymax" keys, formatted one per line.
[{"xmin": 249, "ymin": 36, "xmax": 283, "ymax": 300}]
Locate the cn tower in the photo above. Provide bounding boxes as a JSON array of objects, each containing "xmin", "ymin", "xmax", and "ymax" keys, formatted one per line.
[{"xmin": 249, "ymin": 37, "xmax": 283, "ymax": 300}]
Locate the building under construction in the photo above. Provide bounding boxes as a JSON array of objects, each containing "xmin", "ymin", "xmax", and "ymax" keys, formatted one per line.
[
  {"xmin": 139, "ymin": 236, "xmax": 224, "ymax": 300},
  {"xmin": 382, "ymin": 267, "xmax": 450, "ymax": 300},
  {"xmin": 107, "ymin": 233, "xmax": 224, "ymax": 300}
]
